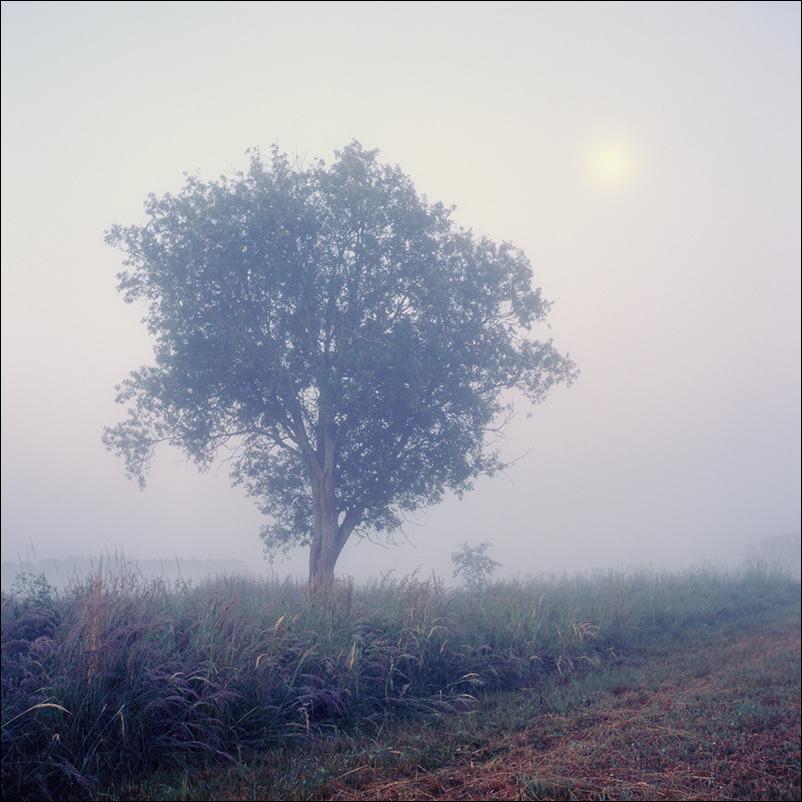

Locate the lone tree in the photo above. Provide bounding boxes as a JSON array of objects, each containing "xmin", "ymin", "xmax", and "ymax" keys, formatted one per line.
[
  {"xmin": 103, "ymin": 142, "xmax": 577, "ymax": 584},
  {"xmin": 452, "ymin": 541, "xmax": 501, "ymax": 591}
]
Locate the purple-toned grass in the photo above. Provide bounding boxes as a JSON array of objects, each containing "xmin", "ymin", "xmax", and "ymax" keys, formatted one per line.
[{"xmin": 2, "ymin": 562, "xmax": 798, "ymax": 801}]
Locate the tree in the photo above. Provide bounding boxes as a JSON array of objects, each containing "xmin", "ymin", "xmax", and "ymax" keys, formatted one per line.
[
  {"xmin": 451, "ymin": 541, "xmax": 501, "ymax": 590},
  {"xmin": 103, "ymin": 142, "xmax": 578, "ymax": 584}
]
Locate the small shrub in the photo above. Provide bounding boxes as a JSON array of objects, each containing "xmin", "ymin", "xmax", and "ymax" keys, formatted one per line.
[
  {"xmin": 8, "ymin": 571, "xmax": 56, "ymax": 608},
  {"xmin": 451, "ymin": 541, "xmax": 501, "ymax": 590}
]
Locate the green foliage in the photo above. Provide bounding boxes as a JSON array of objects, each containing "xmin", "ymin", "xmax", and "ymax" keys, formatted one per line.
[
  {"xmin": 102, "ymin": 141, "xmax": 578, "ymax": 579},
  {"xmin": 451, "ymin": 540, "xmax": 501, "ymax": 589},
  {"xmin": 8, "ymin": 571, "xmax": 56, "ymax": 608}
]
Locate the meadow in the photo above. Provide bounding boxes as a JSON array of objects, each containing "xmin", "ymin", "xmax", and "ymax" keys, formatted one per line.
[{"xmin": 1, "ymin": 561, "xmax": 799, "ymax": 801}]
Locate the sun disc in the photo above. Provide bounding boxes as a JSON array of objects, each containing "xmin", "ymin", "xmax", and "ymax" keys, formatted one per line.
[{"xmin": 585, "ymin": 140, "xmax": 636, "ymax": 191}]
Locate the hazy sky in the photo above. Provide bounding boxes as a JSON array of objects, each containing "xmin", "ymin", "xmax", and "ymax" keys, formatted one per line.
[{"xmin": 2, "ymin": 1, "xmax": 800, "ymax": 583}]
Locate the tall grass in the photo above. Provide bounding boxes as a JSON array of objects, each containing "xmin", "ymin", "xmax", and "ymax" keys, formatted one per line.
[{"xmin": 2, "ymin": 561, "xmax": 798, "ymax": 801}]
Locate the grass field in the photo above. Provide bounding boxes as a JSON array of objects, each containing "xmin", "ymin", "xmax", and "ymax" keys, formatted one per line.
[{"xmin": 2, "ymin": 562, "xmax": 799, "ymax": 801}]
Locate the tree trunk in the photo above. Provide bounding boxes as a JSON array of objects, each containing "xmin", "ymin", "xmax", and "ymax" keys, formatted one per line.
[
  {"xmin": 309, "ymin": 478, "xmax": 337, "ymax": 583},
  {"xmin": 305, "ymin": 409, "xmax": 369, "ymax": 585},
  {"xmin": 307, "ymin": 427, "xmax": 345, "ymax": 585}
]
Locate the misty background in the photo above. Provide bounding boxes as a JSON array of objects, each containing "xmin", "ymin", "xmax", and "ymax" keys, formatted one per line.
[{"xmin": 2, "ymin": 1, "xmax": 800, "ymax": 590}]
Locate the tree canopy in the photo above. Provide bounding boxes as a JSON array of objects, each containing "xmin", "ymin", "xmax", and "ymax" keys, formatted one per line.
[{"xmin": 103, "ymin": 142, "xmax": 578, "ymax": 582}]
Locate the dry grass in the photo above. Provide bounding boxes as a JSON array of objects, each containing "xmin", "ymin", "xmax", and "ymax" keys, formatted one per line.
[
  {"xmin": 318, "ymin": 628, "xmax": 800, "ymax": 801},
  {"xmin": 4, "ymin": 565, "xmax": 798, "ymax": 801}
]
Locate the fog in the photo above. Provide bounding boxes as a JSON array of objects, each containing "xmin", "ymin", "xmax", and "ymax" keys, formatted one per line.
[{"xmin": 2, "ymin": 1, "xmax": 800, "ymax": 588}]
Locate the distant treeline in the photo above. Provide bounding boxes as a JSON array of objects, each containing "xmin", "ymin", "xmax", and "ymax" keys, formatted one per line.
[
  {"xmin": 743, "ymin": 533, "xmax": 801, "ymax": 581},
  {"xmin": 1, "ymin": 555, "xmax": 266, "ymax": 593},
  {"xmin": 2, "ymin": 533, "xmax": 798, "ymax": 594}
]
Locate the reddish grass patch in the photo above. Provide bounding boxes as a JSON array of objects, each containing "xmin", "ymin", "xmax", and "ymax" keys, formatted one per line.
[{"xmin": 321, "ymin": 628, "xmax": 801, "ymax": 801}]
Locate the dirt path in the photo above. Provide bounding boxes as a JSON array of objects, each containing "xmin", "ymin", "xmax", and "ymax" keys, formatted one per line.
[{"xmin": 324, "ymin": 627, "xmax": 801, "ymax": 801}]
